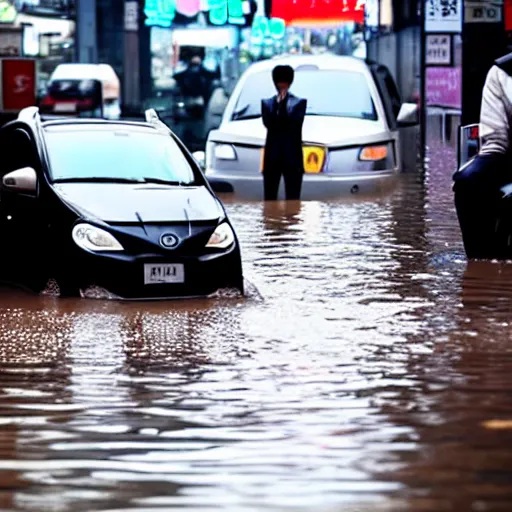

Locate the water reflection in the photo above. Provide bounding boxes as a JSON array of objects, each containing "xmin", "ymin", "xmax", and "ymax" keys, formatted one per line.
[{"xmin": 2, "ymin": 160, "xmax": 512, "ymax": 510}]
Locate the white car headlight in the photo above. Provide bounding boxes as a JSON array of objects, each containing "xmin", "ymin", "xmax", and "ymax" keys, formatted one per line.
[
  {"xmin": 72, "ymin": 223, "xmax": 123, "ymax": 252},
  {"xmin": 214, "ymin": 144, "xmax": 237, "ymax": 160},
  {"xmin": 206, "ymin": 223, "xmax": 235, "ymax": 249}
]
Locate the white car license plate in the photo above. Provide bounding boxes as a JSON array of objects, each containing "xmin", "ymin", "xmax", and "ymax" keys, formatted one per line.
[
  {"xmin": 144, "ymin": 264, "xmax": 185, "ymax": 285},
  {"xmin": 54, "ymin": 102, "xmax": 77, "ymax": 112}
]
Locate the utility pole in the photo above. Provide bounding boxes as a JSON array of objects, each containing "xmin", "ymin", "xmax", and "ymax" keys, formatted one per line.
[
  {"xmin": 75, "ymin": 0, "xmax": 98, "ymax": 63},
  {"xmin": 123, "ymin": 0, "xmax": 141, "ymax": 114}
]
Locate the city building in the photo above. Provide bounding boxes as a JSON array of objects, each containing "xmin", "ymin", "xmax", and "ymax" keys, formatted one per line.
[{"xmin": 0, "ymin": 0, "xmax": 75, "ymax": 98}]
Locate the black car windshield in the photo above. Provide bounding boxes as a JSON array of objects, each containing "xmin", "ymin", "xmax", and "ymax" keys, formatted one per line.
[
  {"xmin": 44, "ymin": 128, "xmax": 198, "ymax": 184},
  {"xmin": 232, "ymin": 69, "xmax": 378, "ymax": 121}
]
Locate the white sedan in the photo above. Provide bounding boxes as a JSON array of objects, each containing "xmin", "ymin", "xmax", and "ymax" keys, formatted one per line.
[{"xmin": 197, "ymin": 54, "xmax": 419, "ymax": 200}]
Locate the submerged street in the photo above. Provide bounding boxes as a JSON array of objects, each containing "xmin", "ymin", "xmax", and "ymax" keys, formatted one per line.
[{"xmin": 0, "ymin": 141, "xmax": 511, "ymax": 511}]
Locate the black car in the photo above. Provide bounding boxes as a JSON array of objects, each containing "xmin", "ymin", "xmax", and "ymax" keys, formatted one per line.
[{"xmin": 0, "ymin": 107, "xmax": 244, "ymax": 299}]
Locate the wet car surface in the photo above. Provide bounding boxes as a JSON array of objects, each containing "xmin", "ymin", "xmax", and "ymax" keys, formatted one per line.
[
  {"xmin": 1, "ymin": 141, "xmax": 512, "ymax": 511},
  {"xmin": 0, "ymin": 109, "xmax": 243, "ymax": 299}
]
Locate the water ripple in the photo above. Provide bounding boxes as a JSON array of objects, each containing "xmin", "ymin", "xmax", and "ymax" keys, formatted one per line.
[{"xmin": 0, "ymin": 143, "xmax": 512, "ymax": 510}]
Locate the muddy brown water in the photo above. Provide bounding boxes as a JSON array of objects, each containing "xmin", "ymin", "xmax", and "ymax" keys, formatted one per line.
[{"xmin": 1, "ymin": 143, "xmax": 512, "ymax": 511}]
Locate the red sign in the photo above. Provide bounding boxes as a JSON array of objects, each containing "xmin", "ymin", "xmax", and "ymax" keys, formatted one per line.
[
  {"xmin": 271, "ymin": 0, "xmax": 365, "ymax": 25},
  {"xmin": 506, "ymin": 0, "xmax": 512, "ymax": 31},
  {"xmin": 1, "ymin": 58, "xmax": 36, "ymax": 111}
]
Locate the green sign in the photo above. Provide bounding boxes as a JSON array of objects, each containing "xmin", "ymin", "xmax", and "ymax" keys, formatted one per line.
[
  {"xmin": 144, "ymin": 0, "xmax": 175, "ymax": 27},
  {"xmin": 0, "ymin": 1, "xmax": 17, "ymax": 23},
  {"xmin": 208, "ymin": 0, "xmax": 245, "ymax": 25},
  {"xmin": 144, "ymin": 0, "xmax": 249, "ymax": 26},
  {"xmin": 251, "ymin": 16, "xmax": 285, "ymax": 44}
]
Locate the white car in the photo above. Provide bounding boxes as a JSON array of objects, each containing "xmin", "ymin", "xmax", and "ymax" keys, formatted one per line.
[{"xmin": 198, "ymin": 55, "xmax": 419, "ymax": 200}]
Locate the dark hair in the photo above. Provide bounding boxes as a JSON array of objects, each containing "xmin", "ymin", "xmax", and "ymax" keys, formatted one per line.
[{"xmin": 272, "ymin": 65, "xmax": 294, "ymax": 85}]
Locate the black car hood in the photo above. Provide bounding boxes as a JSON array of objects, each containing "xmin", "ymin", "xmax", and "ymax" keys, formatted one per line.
[{"xmin": 52, "ymin": 183, "xmax": 223, "ymax": 223}]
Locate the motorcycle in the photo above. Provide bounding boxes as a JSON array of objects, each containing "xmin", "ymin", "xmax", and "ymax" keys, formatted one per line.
[{"xmin": 456, "ymin": 124, "xmax": 512, "ymax": 259}]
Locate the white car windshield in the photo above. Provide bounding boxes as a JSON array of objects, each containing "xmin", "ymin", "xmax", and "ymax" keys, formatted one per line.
[
  {"xmin": 231, "ymin": 69, "xmax": 378, "ymax": 121},
  {"xmin": 45, "ymin": 128, "xmax": 198, "ymax": 185}
]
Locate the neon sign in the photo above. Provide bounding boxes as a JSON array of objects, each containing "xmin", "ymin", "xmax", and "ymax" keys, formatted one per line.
[
  {"xmin": 0, "ymin": 1, "xmax": 17, "ymax": 24},
  {"xmin": 144, "ymin": 0, "xmax": 176, "ymax": 27},
  {"xmin": 207, "ymin": 0, "xmax": 245, "ymax": 25},
  {"xmin": 272, "ymin": 0, "xmax": 365, "ymax": 25},
  {"xmin": 251, "ymin": 16, "xmax": 285, "ymax": 43},
  {"xmin": 144, "ymin": 0, "xmax": 248, "ymax": 26},
  {"xmin": 177, "ymin": 0, "xmax": 201, "ymax": 17}
]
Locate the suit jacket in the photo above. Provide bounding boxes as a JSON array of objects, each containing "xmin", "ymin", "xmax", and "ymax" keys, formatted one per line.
[{"xmin": 261, "ymin": 93, "xmax": 307, "ymax": 174}]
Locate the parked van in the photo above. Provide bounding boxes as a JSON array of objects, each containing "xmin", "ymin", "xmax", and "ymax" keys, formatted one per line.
[{"xmin": 39, "ymin": 64, "xmax": 121, "ymax": 119}]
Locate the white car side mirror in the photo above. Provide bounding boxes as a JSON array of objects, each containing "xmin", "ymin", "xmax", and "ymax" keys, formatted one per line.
[
  {"xmin": 192, "ymin": 151, "xmax": 206, "ymax": 170},
  {"xmin": 397, "ymin": 102, "xmax": 419, "ymax": 127},
  {"xmin": 2, "ymin": 167, "xmax": 37, "ymax": 195}
]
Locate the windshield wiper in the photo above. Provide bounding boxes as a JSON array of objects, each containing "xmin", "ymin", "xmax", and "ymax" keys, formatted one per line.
[
  {"xmin": 233, "ymin": 114, "xmax": 261, "ymax": 121},
  {"xmin": 306, "ymin": 112, "xmax": 376, "ymax": 120},
  {"xmin": 232, "ymin": 104, "xmax": 261, "ymax": 121},
  {"xmin": 141, "ymin": 177, "xmax": 191, "ymax": 186},
  {"xmin": 232, "ymin": 104, "xmax": 249, "ymax": 120},
  {"xmin": 53, "ymin": 177, "xmax": 145, "ymax": 184}
]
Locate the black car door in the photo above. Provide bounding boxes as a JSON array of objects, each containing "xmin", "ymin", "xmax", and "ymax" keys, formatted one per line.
[{"xmin": 0, "ymin": 124, "xmax": 47, "ymax": 286}]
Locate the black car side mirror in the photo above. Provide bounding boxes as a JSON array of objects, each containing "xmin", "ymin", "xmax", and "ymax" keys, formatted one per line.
[{"xmin": 2, "ymin": 167, "xmax": 38, "ymax": 196}]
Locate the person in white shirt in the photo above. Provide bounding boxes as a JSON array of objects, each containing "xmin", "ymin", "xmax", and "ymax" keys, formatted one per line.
[{"xmin": 453, "ymin": 53, "xmax": 512, "ymax": 259}]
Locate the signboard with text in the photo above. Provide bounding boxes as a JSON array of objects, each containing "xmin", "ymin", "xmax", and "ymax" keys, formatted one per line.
[
  {"xmin": 425, "ymin": 0, "xmax": 462, "ymax": 32},
  {"xmin": 465, "ymin": 1, "xmax": 503, "ymax": 23},
  {"xmin": 426, "ymin": 66, "xmax": 461, "ymax": 109},
  {"xmin": 125, "ymin": 1, "xmax": 139, "ymax": 30},
  {"xmin": 272, "ymin": 0, "xmax": 365, "ymax": 25},
  {"xmin": 0, "ymin": 58, "xmax": 36, "ymax": 112},
  {"xmin": 144, "ymin": 0, "xmax": 254, "ymax": 26},
  {"xmin": 425, "ymin": 33, "xmax": 453, "ymax": 65}
]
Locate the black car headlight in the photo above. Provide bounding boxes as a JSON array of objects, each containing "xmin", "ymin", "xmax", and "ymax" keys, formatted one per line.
[
  {"xmin": 206, "ymin": 222, "xmax": 235, "ymax": 250},
  {"xmin": 72, "ymin": 223, "xmax": 124, "ymax": 252}
]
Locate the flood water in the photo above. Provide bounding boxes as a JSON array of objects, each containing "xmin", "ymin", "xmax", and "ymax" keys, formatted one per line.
[{"xmin": 1, "ymin": 141, "xmax": 512, "ymax": 511}]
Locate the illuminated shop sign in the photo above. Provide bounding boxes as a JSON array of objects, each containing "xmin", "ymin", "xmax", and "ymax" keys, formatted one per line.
[
  {"xmin": 251, "ymin": 15, "xmax": 285, "ymax": 43},
  {"xmin": 207, "ymin": 0, "xmax": 245, "ymax": 25},
  {"xmin": 177, "ymin": 0, "xmax": 201, "ymax": 17},
  {"xmin": 271, "ymin": 0, "xmax": 365, "ymax": 25},
  {"xmin": 144, "ymin": 0, "xmax": 250, "ymax": 26},
  {"xmin": 144, "ymin": 0, "xmax": 175, "ymax": 27},
  {"xmin": 0, "ymin": 1, "xmax": 17, "ymax": 23}
]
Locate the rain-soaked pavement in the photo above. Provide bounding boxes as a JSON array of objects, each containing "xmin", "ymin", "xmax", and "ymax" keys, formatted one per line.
[{"xmin": 1, "ymin": 137, "xmax": 512, "ymax": 512}]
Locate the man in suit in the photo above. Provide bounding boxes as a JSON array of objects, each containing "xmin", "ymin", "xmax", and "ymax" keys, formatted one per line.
[{"xmin": 261, "ymin": 65, "xmax": 307, "ymax": 200}]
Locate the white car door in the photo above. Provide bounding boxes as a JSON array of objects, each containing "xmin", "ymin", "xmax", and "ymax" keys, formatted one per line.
[{"xmin": 369, "ymin": 63, "xmax": 417, "ymax": 172}]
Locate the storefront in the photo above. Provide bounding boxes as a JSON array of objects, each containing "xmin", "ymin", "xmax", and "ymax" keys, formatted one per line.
[
  {"xmin": 150, "ymin": 24, "xmax": 239, "ymax": 91},
  {"xmin": 242, "ymin": 0, "xmax": 366, "ymax": 62},
  {"xmin": 364, "ymin": 0, "xmax": 421, "ymax": 103},
  {"xmin": 143, "ymin": 0, "xmax": 258, "ymax": 104},
  {"xmin": 0, "ymin": 1, "xmax": 75, "ymax": 98},
  {"xmin": 17, "ymin": 13, "xmax": 74, "ymax": 88}
]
